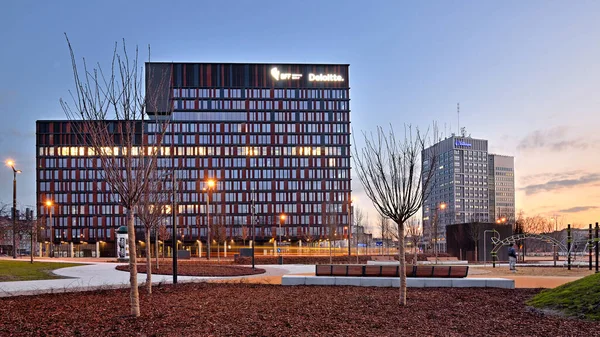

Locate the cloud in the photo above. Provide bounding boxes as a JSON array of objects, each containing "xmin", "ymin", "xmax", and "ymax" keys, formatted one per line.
[
  {"xmin": 521, "ymin": 173, "xmax": 600, "ymax": 195},
  {"xmin": 519, "ymin": 170, "xmax": 584, "ymax": 184},
  {"xmin": 517, "ymin": 126, "xmax": 593, "ymax": 152},
  {"xmin": 557, "ymin": 206, "xmax": 598, "ymax": 213}
]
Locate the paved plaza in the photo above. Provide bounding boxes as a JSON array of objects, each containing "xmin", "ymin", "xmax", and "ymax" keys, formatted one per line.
[{"xmin": 0, "ymin": 259, "xmax": 588, "ymax": 297}]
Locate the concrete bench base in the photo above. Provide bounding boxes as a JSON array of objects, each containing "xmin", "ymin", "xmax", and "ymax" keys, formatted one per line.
[{"xmin": 282, "ymin": 276, "xmax": 514, "ymax": 289}]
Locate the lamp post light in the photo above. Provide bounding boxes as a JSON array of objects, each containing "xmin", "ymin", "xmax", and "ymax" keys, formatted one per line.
[
  {"xmin": 551, "ymin": 215, "xmax": 559, "ymax": 267},
  {"xmin": 432, "ymin": 202, "xmax": 446, "ymax": 264},
  {"xmin": 251, "ymin": 189, "xmax": 256, "ymax": 270},
  {"xmin": 171, "ymin": 171, "xmax": 178, "ymax": 284},
  {"xmin": 205, "ymin": 179, "xmax": 215, "ymax": 261},
  {"xmin": 45, "ymin": 200, "xmax": 54, "ymax": 258},
  {"xmin": 347, "ymin": 195, "xmax": 353, "ymax": 257},
  {"xmin": 279, "ymin": 214, "xmax": 286, "ymax": 256},
  {"xmin": 6, "ymin": 160, "xmax": 21, "ymax": 259}
]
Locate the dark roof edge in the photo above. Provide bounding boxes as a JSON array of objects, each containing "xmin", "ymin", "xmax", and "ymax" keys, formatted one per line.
[{"xmin": 145, "ymin": 62, "xmax": 350, "ymax": 66}]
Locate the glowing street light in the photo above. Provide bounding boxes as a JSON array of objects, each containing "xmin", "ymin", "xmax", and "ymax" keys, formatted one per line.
[
  {"xmin": 6, "ymin": 159, "xmax": 21, "ymax": 259},
  {"xmin": 279, "ymin": 214, "xmax": 286, "ymax": 256},
  {"xmin": 45, "ymin": 200, "xmax": 54, "ymax": 257},
  {"xmin": 205, "ymin": 179, "xmax": 216, "ymax": 260}
]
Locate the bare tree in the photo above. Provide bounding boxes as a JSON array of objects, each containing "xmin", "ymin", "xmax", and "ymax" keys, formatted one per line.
[
  {"xmin": 136, "ymin": 172, "xmax": 171, "ymax": 294},
  {"xmin": 378, "ymin": 212, "xmax": 390, "ymax": 255},
  {"xmin": 354, "ymin": 207, "xmax": 365, "ymax": 262},
  {"xmin": 211, "ymin": 213, "xmax": 227, "ymax": 263},
  {"xmin": 60, "ymin": 36, "xmax": 168, "ymax": 317},
  {"xmin": 405, "ymin": 217, "xmax": 422, "ymax": 265},
  {"xmin": 467, "ymin": 221, "xmax": 482, "ymax": 262},
  {"xmin": 354, "ymin": 125, "xmax": 437, "ymax": 306},
  {"xmin": 322, "ymin": 189, "xmax": 339, "ymax": 264},
  {"xmin": 157, "ymin": 221, "xmax": 171, "ymax": 258}
]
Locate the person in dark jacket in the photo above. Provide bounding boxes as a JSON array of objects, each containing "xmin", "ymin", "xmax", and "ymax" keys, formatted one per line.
[{"xmin": 508, "ymin": 243, "xmax": 517, "ymax": 272}]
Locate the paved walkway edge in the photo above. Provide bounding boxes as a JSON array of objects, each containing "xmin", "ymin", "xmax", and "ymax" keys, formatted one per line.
[{"xmin": 281, "ymin": 276, "xmax": 515, "ymax": 289}]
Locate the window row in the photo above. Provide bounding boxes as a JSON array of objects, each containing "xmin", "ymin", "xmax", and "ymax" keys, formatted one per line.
[
  {"xmin": 173, "ymin": 88, "xmax": 348, "ymax": 100},
  {"xmin": 173, "ymin": 99, "xmax": 348, "ymax": 112}
]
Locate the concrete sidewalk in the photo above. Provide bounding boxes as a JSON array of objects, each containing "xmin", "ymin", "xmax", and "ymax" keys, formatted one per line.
[{"xmin": 0, "ymin": 262, "xmax": 314, "ymax": 297}]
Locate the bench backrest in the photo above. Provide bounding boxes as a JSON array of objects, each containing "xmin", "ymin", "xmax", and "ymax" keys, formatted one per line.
[{"xmin": 315, "ymin": 265, "xmax": 469, "ymax": 278}]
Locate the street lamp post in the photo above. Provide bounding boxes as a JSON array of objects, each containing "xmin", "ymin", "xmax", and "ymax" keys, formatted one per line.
[
  {"xmin": 172, "ymin": 172, "xmax": 178, "ymax": 284},
  {"xmin": 551, "ymin": 215, "xmax": 559, "ymax": 267},
  {"xmin": 279, "ymin": 214, "xmax": 286, "ymax": 256},
  {"xmin": 251, "ymin": 189, "xmax": 256, "ymax": 270},
  {"xmin": 432, "ymin": 202, "xmax": 446, "ymax": 264},
  {"xmin": 6, "ymin": 160, "xmax": 21, "ymax": 259},
  {"xmin": 205, "ymin": 179, "xmax": 215, "ymax": 261},
  {"xmin": 45, "ymin": 200, "xmax": 54, "ymax": 258},
  {"xmin": 347, "ymin": 195, "xmax": 352, "ymax": 257}
]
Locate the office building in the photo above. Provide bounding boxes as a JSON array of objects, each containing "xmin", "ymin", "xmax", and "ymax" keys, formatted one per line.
[
  {"xmin": 422, "ymin": 134, "xmax": 516, "ymax": 252},
  {"xmin": 36, "ymin": 63, "xmax": 352, "ymax": 257},
  {"xmin": 487, "ymin": 154, "xmax": 515, "ymax": 223},
  {"xmin": 422, "ymin": 135, "xmax": 490, "ymax": 252}
]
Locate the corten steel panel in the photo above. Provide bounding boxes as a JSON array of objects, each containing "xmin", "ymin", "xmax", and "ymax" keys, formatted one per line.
[
  {"xmin": 380, "ymin": 265, "xmax": 399, "ymax": 277},
  {"xmin": 331, "ymin": 265, "xmax": 347, "ymax": 276},
  {"xmin": 449, "ymin": 266, "xmax": 469, "ymax": 278},
  {"xmin": 432, "ymin": 266, "xmax": 451, "ymax": 278},
  {"xmin": 414, "ymin": 266, "xmax": 434, "ymax": 277},
  {"xmin": 315, "ymin": 265, "xmax": 332, "ymax": 276},
  {"xmin": 364, "ymin": 265, "xmax": 382, "ymax": 277},
  {"xmin": 347, "ymin": 265, "xmax": 363, "ymax": 276}
]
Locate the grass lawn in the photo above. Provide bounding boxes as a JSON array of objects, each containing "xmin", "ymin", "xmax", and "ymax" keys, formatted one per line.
[
  {"xmin": 527, "ymin": 272, "xmax": 600, "ymax": 320},
  {"xmin": 0, "ymin": 260, "xmax": 85, "ymax": 282}
]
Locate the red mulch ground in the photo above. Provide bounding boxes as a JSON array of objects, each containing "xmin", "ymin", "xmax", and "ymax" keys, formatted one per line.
[
  {"xmin": 115, "ymin": 263, "xmax": 266, "ymax": 277},
  {"xmin": 1, "ymin": 284, "xmax": 598, "ymax": 336}
]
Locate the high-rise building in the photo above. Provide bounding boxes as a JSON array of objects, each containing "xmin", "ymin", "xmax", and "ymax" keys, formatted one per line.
[
  {"xmin": 487, "ymin": 154, "xmax": 515, "ymax": 223},
  {"xmin": 36, "ymin": 62, "xmax": 352, "ymax": 257},
  {"xmin": 422, "ymin": 135, "xmax": 490, "ymax": 251},
  {"xmin": 422, "ymin": 135, "xmax": 516, "ymax": 252}
]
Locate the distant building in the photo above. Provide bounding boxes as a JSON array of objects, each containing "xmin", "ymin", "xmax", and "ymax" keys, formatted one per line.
[
  {"xmin": 422, "ymin": 135, "xmax": 490, "ymax": 252},
  {"xmin": 422, "ymin": 134, "xmax": 516, "ymax": 252},
  {"xmin": 488, "ymin": 154, "xmax": 515, "ymax": 223}
]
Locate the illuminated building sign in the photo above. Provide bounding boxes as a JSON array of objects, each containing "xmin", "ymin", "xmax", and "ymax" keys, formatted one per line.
[
  {"xmin": 270, "ymin": 67, "xmax": 344, "ymax": 82},
  {"xmin": 308, "ymin": 73, "xmax": 344, "ymax": 82},
  {"xmin": 270, "ymin": 67, "xmax": 302, "ymax": 81},
  {"xmin": 455, "ymin": 140, "xmax": 472, "ymax": 147}
]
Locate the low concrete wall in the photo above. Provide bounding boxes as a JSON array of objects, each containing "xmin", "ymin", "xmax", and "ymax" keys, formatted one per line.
[{"xmin": 282, "ymin": 276, "xmax": 514, "ymax": 289}]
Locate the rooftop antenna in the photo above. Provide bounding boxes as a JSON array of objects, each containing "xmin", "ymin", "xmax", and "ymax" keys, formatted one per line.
[{"xmin": 457, "ymin": 102, "xmax": 460, "ymax": 135}]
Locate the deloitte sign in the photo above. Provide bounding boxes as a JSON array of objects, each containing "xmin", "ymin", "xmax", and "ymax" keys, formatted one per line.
[
  {"xmin": 308, "ymin": 73, "xmax": 344, "ymax": 82},
  {"xmin": 271, "ymin": 67, "xmax": 344, "ymax": 82}
]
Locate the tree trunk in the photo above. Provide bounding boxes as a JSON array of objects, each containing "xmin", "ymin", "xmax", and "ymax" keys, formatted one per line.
[
  {"xmin": 145, "ymin": 229, "xmax": 152, "ymax": 294},
  {"xmin": 126, "ymin": 209, "xmax": 140, "ymax": 317},
  {"xmin": 397, "ymin": 223, "xmax": 407, "ymax": 306},
  {"xmin": 329, "ymin": 241, "xmax": 332, "ymax": 264},
  {"xmin": 474, "ymin": 243, "xmax": 478, "ymax": 263},
  {"xmin": 217, "ymin": 243, "xmax": 220, "ymax": 263},
  {"xmin": 413, "ymin": 245, "xmax": 418, "ymax": 265},
  {"xmin": 155, "ymin": 231, "xmax": 159, "ymax": 270}
]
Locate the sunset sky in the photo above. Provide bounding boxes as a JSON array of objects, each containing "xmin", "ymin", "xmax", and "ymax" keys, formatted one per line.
[{"xmin": 0, "ymin": 1, "xmax": 598, "ymax": 230}]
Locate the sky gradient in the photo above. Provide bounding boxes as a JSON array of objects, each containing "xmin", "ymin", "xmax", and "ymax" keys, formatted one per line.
[{"xmin": 1, "ymin": 1, "xmax": 599, "ymax": 229}]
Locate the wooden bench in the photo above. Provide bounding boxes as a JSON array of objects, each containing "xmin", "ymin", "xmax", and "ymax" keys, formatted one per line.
[
  {"xmin": 372, "ymin": 256, "xmax": 396, "ymax": 262},
  {"xmin": 315, "ymin": 265, "xmax": 469, "ymax": 278},
  {"xmin": 426, "ymin": 256, "xmax": 459, "ymax": 262}
]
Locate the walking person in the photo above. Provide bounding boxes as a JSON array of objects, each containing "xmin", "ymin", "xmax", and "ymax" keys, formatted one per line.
[{"xmin": 508, "ymin": 243, "xmax": 517, "ymax": 272}]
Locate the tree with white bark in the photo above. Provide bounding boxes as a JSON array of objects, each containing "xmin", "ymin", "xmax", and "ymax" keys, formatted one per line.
[
  {"xmin": 60, "ymin": 35, "xmax": 169, "ymax": 317},
  {"xmin": 353, "ymin": 125, "xmax": 437, "ymax": 305}
]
